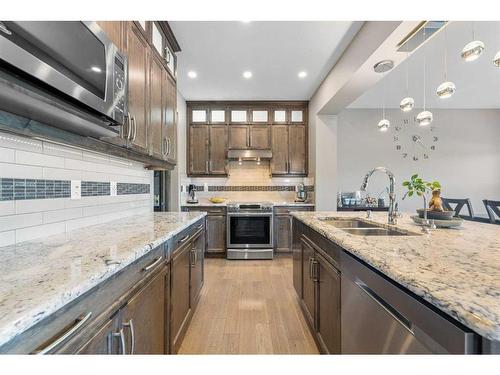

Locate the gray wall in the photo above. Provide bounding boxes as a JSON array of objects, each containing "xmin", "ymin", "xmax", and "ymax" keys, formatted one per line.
[
  {"xmin": 337, "ymin": 109, "xmax": 500, "ymax": 215},
  {"xmin": 0, "ymin": 131, "xmax": 153, "ymax": 246}
]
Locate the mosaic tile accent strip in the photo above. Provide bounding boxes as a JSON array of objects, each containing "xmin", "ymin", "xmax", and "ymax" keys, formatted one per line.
[
  {"xmin": 206, "ymin": 185, "xmax": 315, "ymax": 192},
  {"xmin": 0, "ymin": 178, "xmax": 150, "ymax": 201},
  {"xmin": 117, "ymin": 182, "xmax": 150, "ymax": 195},
  {"xmin": 81, "ymin": 181, "xmax": 110, "ymax": 197},
  {"xmin": 1, "ymin": 178, "xmax": 70, "ymax": 201}
]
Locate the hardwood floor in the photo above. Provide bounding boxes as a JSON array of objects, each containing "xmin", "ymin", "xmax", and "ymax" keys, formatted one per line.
[{"xmin": 178, "ymin": 255, "xmax": 319, "ymax": 354}]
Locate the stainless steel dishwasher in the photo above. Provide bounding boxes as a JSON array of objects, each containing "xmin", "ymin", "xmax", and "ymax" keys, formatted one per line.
[{"xmin": 341, "ymin": 252, "xmax": 478, "ymax": 354}]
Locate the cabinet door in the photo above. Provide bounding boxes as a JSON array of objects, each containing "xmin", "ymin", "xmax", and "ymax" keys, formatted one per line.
[
  {"xmin": 189, "ymin": 126, "xmax": 209, "ymax": 174},
  {"xmin": 301, "ymin": 238, "xmax": 316, "ymax": 330},
  {"xmin": 288, "ymin": 125, "xmax": 307, "ymax": 175},
  {"xmin": 228, "ymin": 125, "xmax": 249, "ymax": 149},
  {"xmin": 171, "ymin": 244, "xmax": 191, "ymax": 353},
  {"xmin": 164, "ymin": 72, "xmax": 177, "ymax": 163},
  {"xmin": 149, "ymin": 55, "xmax": 164, "ymax": 159},
  {"xmin": 249, "ymin": 125, "xmax": 270, "ymax": 149},
  {"xmin": 274, "ymin": 215, "xmax": 291, "ymax": 253},
  {"xmin": 292, "ymin": 219, "xmax": 302, "ymax": 297},
  {"xmin": 96, "ymin": 21, "xmax": 123, "ymax": 51},
  {"xmin": 76, "ymin": 319, "xmax": 117, "ymax": 354},
  {"xmin": 126, "ymin": 22, "xmax": 149, "ymax": 153},
  {"xmin": 122, "ymin": 266, "xmax": 167, "ymax": 354},
  {"xmin": 206, "ymin": 215, "xmax": 226, "ymax": 254},
  {"xmin": 209, "ymin": 125, "xmax": 227, "ymax": 174},
  {"xmin": 316, "ymin": 252, "xmax": 341, "ymax": 354},
  {"xmin": 271, "ymin": 125, "xmax": 288, "ymax": 175},
  {"xmin": 190, "ymin": 230, "xmax": 205, "ymax": 307}
]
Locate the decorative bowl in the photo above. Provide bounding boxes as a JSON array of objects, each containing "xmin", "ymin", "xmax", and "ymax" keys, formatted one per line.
[{"xmin": 416, "ymin": 209, "xmax": 455, "ymax": 220}]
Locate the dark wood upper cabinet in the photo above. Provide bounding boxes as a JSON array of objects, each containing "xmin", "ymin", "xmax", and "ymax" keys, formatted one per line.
[
  {"xmin": 228, "ymin": 125, "xmax": 249, "ymax": 149},
  {"xmin": 149, "ymin": 54, "xmax": 164, "ymax": 160},
  {"xmin": 125, "ymin": 22, "xmax": 150, "ymax": 154},
  {"xmin": 96, "ymin": 21, "xmax": 123, "ymax": 51},
  {"xmin": 271, "ymin": 125, "xmax": 289, "ymax": 175},
  {"xmin": 121, "ymin": 266, "xmax": 168, "ymax": 354},
  {"xmin": 288, "ymin": 125, "xmax": 307, "ymax": 175},
  {"xmin": 189, "ymin": 125, "xmax": 209, "ymax": 175},
  {"xmin": 187, "ymin": 102, "xmax": 307, "ymax": 177},
  {"xmin": 209, "ymin": 125, "xmax": 227, "ymax": 174},
  {"xmin": 164, "ymin": 72, "xmax": 177, "ymax": 164}
]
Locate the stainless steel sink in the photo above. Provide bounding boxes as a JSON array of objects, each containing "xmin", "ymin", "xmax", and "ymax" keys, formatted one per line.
[{"xmin": 319, "ymin": 218, "xmax": 416, "ymax": 236}]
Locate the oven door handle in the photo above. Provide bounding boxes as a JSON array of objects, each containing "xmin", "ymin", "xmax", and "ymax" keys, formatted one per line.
[{"xmin": 227, "ymin": 213, "xmax": 273, "ymax": 217}]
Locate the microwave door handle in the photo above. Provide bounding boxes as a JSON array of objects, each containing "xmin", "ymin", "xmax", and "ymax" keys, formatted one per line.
[
  {"xmin": 132, "ymin": 117, "xmax": 137, "ymax": 142},
  {"xmin": 126, "ymin": 113, "xmax": 132, "ymax": 140}
]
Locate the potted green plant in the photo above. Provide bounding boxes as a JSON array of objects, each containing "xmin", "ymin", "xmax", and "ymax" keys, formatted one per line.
[{"xmin": 402, "ymin": 174, "xmax": 454, "ymax": 220}]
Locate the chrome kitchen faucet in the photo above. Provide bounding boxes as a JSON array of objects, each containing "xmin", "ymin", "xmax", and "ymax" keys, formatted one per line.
[{"xmin": 360, "ymin": 167, "xmax": 399, "ymax": 225}]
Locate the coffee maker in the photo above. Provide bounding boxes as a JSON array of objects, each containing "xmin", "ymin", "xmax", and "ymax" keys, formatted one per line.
[
  {"xmin": 295, "ymin": 183, "xmax": 308, "ymax": 202},
  {"xmin": 186, "ymin": 184, "xmax": 198, "ymax": 204}
]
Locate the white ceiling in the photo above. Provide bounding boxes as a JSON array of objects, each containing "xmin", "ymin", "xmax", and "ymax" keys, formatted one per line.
[
  {"xmin": 169, "ymin": 21, "xmax": 360, "ymax": 101},
  {"xmin": 349, "ymin": 21, "xmax": 500, "ymax": 109}
]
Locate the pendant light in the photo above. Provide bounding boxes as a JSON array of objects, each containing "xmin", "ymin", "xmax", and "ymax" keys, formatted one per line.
[
  {"xmin": 417, "ymin": 29, "xmax": 433, "ymax": 127},
  {"xmin": 378, "ymin": 72, "xmax": 390, "ymax": 132},
  {"xmin": 494, "ymin": 50, "xmax": 500, "ymax": 67},
  {"xmin": 461, "ymin": 22, "xmax": 485, "ymax": 62},
  {"xmin": 400, "ymin": 43, "xmax": 415, "ymax": 112},
  {"xmin": 437, "ymin": 25, "xmax": 456, "ymax": 99}
]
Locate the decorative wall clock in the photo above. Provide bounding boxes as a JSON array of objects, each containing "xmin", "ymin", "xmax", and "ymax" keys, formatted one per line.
[{"xmin": 393, "ymin": 115, "xmax": 439, "ymax": 161}]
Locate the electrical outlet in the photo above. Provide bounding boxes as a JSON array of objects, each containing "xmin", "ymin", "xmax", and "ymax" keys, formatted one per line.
[
  {"xmin": 110, "ymin": 181, "xmax": 117, "ymax": 196},
  {"xmin": 71, "ymin": 180, "xmax": 81, "ymax": 200},
  {"xmin": 204, "ymin": 183, "xmax": 208, "ymax": 192}
]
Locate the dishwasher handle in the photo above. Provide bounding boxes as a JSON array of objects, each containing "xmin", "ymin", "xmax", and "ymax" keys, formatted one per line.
[{"xmin": 355, "ymin": 279, "xmax": 414, "ymax": 334}]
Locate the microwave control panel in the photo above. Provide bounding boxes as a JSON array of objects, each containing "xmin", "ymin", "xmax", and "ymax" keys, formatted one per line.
[{"xmin": 113, "ymin": 53, "xmax": 127, "ymax": 125}]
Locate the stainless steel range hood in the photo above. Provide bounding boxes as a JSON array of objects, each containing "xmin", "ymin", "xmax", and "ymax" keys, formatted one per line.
[{"xmin": 227, "ymin": 149, "xmax": 272, "ymax": 160}]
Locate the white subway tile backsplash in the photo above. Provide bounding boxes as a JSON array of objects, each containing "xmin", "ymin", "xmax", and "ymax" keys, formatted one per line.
[
  {"xmin": 0, "ymin": 230, "xmax": 15, "ymax": 247},
  {"xmin": 0, "ymin": 212, "xmax": 43, "ymax": 232},
  {"xmin": 0, "ymin": 201, "xmax": 15, "ymax": 216},
  {"xmin": 0, "ymin": 162, "xmax": 43, "ymax": 179},
  {"xmin": 0, "ymin": 147, "xmax": 15, "ymax": 163},
  {"xmin": 15, "ymin": 150, "xmax": 65, "ymax": 168},
  {"xmin": 16, "ymin": 198, "xmax": 66, "ymax": 214},
  {"xmin": 43, "ymin": 142, "xmax": 83, "ymax": 160},
  {"xmin": 16, "ymin": 222, "xmax": 66, "ymax": 243},
  {"xmin": 42, "ymin": 167, "xmax": 82, "ymax": 181},
  {"xmin": 0, "ymin": 133, "xmax": 43, "ymax": 153},
  {"xmin": 43, "ymin": 207, "xmax": 83, "ymax": 224}
]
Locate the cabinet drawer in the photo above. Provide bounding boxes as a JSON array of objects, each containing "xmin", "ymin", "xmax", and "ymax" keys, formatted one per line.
[
  {"xmin": 274, "ymin": 206, "xmax": 314, "ymax": 215},
  {"xmin": 0, "ymin": 245, "xmax": 165, "ymax": 354},
  {"xmin": 182, "ymin": 206, "xmax": 226, "ymax": 215},
  {"xmin": 171, "ymin": 219, "xmax": 205, "ymax": 255}
]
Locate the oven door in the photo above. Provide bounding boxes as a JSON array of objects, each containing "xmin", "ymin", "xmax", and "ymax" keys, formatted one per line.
[
  {"xmin": 227, "ymin": 213, "xmax": 273, "ymax": 249},
  {"xmin": 0, "ymin": 21, "xmax": 122, "ymax": 122}
]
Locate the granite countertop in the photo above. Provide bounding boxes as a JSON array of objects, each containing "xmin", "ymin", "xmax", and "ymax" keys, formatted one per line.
[
  {"xmin": 0, "ymin": 211, "xmax": 206, "ymax": 348},
  {"xmin": 181, "ymin": 199, "xmax": 314, "ymax": 207},
  {"xmin": 291, "ymin": 211, "xmax": 500, "ymax": 341}
]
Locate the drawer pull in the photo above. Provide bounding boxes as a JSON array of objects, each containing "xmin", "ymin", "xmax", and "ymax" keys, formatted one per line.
[
  {"xmin": 142, "ymin": 257, "xmax": 163, "ymax": 272},
  {"xmin": 113, "ymin": 328, "xmax": 127, "ymax": 355},
  {"xmin": 123, "ymin": 319, "xmax": 135, "ymax": 354},
  {"xmin": 36, "ymin": 312, "xmax": 92, "ymax": 354},
  {"xmin": 196, "ymin": 224, "xmax": 203, "ymax": 230},
  {"xmin": 177, "ymin": 235, "xmax": 190, "ymax": 244}
]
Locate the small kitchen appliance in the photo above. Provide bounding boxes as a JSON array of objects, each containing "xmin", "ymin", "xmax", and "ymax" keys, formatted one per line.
[
  {"xmin": 295, "ymin": 183, "xmax": 308, "ymax": 202},
  {"xmin": 186, "ymin": 184, "xmax": 198, "ymax": 204}
]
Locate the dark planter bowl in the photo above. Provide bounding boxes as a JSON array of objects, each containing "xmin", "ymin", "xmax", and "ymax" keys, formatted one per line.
[{"xmin": 416, "ymin": 209, "xmax": 455, "ymax": 220}]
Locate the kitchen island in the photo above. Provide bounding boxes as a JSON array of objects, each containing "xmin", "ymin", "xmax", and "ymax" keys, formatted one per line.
[
  {"xmin": 291, "ymin": 211, "xmax": 500, "ymax": 354},
  {"xmin": 0, "ymin": 212, "xmax": 207, "ymax": 354}
]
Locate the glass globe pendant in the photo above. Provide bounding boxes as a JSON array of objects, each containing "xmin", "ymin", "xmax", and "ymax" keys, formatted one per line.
[
  {"xmin": 494, "ymin": 50, "xmax": 500, "ymax": 67},
  {"xmin": 400, "ymin": 97, "xmax": 414, "ymax": 111},
  {"xmin": 378, "ymin": 119, "xmax": 390, "ymax": 132},
  {"xmin": 416, "ymin": 110, "xmax": 433, "ymax": 126},
  {"xmin": 436, "ymin": 81, "xmax": 456, "ymax": 99},
  {"xmin": 461, "ymin": 40, "xmax": 485, "ymax": 62}
]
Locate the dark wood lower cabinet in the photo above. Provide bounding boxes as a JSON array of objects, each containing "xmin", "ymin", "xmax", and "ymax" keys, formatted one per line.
[
  {"xmin": 190, "ymin": 230, "xmax": 205, "ymax": 307},
  {"xmin": 301, "ymin": 238, "xmax": 316, "ymax": 330},
  {"xmin": 121, "ymin": 266, "xmax": 168, "ymax": 354},
  {"xmin": 171, "ymin": 243, "xmax": 192, "ymax": 353},
  {"xmin": 76, "ymin": 319, "xmax": 117, "ymax": 354},
  {"xmin": 206, "ymin": 214, "xmax": 226, "ymax": 255},
  {"xmin": 316, "ymin": 252, "xmax": 341, "ymax": 354}
]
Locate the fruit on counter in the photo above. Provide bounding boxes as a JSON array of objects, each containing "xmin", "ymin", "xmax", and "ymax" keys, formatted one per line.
[{"xmin": 209, "ymin": 197, "xmax": 226, "ymax": 204}]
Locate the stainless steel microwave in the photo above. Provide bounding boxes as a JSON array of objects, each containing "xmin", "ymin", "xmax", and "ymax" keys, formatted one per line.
[{"xmin": 0, "ymin": 21, "xmax": 127, "ymax": 135}]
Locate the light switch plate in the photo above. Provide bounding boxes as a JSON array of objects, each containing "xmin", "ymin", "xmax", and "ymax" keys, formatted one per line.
[
  {"xmin": 71, "ymin": 180, "xmax": 81, "ymax": 200},
  {"xmin": 110, "ymin": 181, "xmax": 117, "ymax": 196}
]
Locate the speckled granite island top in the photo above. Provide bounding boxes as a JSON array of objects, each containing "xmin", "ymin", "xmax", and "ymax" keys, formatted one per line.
[
  {"xmin": 292, "ymin": 211, "xmax": 500, "ymax": 341},
  {"xmin": 0, "ymin": 212, "xmax": 206, "ymax": 348}
]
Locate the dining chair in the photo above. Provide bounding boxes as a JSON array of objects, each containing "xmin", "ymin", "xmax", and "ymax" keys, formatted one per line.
[
  {"xmin": 483, "ymin": 200, "xmax": 500, "ymax": 224},
  {"xmin": 441, "ymin": 197, "xmax": 474, "ymax": 219}
]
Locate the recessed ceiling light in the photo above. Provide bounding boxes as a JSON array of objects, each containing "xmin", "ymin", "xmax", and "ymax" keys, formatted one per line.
[
  {"xmin": 90, "ymin": 66, "xmax": 102, "ymax": 73},
  {"xmin": 298, "ymin": 71, "xmax": 307, "ymax": 78},
  {"xmin": 243, "ymin": 71, "xmax": 253, "ymax": 79},
  {"xmin": 187, "ymin": 71, "xmax": 197, "ymax": 79}
]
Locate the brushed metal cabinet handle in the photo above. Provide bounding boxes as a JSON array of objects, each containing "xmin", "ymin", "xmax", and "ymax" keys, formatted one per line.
[
  {"xmin": 132, "ymin": 117, "xmax": 137, "ymax": 142},
  {"xmin": 196, "ymin": 224, "xmax": 203, "ymax": 230},
  {"xmin": 178, "ymin": 235, "xmax": 190, "ymax": 244},
  {"xmin": 126, "ymin": 113, "xmax": 132, "ymax": 140},
  {"xmin": 168, "ymin": 138, "xmax": 171, "ymax": 156},
  {"xmin": 113, "ymin": 328, "xmax": 127, "ymax": 355},
  {"xmin": 143, "ymin": 256, "xmax": 163, "ymax": 272},
  {"xmin": 123, "ymin": 319, "xmax": 135, "ymax": 354},
  {"xmin": 36, "ymin": 312, "xmax": 92, "ymax": 354}
]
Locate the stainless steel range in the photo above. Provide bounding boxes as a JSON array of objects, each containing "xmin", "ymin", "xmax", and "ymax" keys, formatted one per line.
[{"xmin": 227, "ymin": 202, "xmax": 274, "ymax": 260}]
